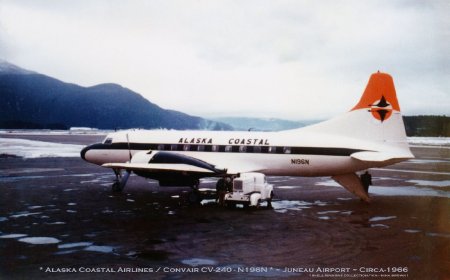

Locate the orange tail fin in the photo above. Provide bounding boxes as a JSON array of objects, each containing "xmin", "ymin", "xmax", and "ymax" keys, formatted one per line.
[{"xmin": 351, "ymin": 72, "xmax": 400, "ymax": 122}]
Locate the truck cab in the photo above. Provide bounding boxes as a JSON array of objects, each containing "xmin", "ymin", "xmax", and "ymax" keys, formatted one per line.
[{"xmin": 224, "ymin": 173, "xmax": 274, "ymax": 208}]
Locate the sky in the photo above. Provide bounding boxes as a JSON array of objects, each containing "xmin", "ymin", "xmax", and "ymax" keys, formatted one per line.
[{"xmin": 0, "ymin": 0, "xmax": 449, "ymax": 120}]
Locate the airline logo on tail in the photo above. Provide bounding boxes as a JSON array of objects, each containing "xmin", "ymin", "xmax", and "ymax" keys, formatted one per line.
[
  {"xmin": 369, "ymin": 96, "xmax": 393, "ymax": 122},
  {"xmin": 352, "ymin": 72, "xmax": 400, "ymax": 122}
]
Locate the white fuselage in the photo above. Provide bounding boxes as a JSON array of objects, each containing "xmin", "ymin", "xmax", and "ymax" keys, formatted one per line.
[{"xmin": 82, "ymin": 128, "xmax": 401, "ymax": 177}]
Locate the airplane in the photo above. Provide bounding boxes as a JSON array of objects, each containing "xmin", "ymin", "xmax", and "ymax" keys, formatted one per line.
[{"xmin": 80, "ymin": 72, "xmax": 414, "ymax": 203}]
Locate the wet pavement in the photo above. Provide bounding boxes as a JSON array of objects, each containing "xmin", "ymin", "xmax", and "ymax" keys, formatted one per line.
[{"xmin": 0, "ymin": 135, "xmax": 449, "ymax": 279}]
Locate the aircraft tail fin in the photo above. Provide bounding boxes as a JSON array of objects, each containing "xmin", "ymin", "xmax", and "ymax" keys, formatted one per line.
[
  {"xmin": 351, "ymin": 71, "xmax": 400, "ymax": 121},
  {"xmin": 303, "ymin": 72, "xmax": 413, "ymax": 160}
]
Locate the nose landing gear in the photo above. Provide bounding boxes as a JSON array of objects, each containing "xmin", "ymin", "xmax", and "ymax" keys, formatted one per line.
[{"xmin": 111, "ymin": 169, "xmax": 131, "ymax": 192}]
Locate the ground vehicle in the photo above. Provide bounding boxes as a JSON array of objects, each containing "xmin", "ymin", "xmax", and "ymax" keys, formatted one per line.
[{"xmin": 224, "ymin": 173, "xmax": 273, "ymax": 208}]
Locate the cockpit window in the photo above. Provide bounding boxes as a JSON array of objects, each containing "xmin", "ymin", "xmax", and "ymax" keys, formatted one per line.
[{"xmin": 103, "ymin": 138, "xmax": 113, "ymax": 145}]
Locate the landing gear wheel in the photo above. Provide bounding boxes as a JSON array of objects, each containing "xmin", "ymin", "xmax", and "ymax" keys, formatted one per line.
[
  {"xmin": 360, "ymin": 172, "xmax": 372, "ymax": 194},
  {"xmin": 267, "ymin": 191, "xmax": 274, "ymax": 209},
  {"xmin": 112, "ymin": 181, "xmax": 122, "ymax": 192},
  {"xmin": 225, "ymin": 202, "xmax": 235, "ymax": 209},
  {"xmin": 188, "ymin": 191, "xmax": 202, "ymax": 205}
]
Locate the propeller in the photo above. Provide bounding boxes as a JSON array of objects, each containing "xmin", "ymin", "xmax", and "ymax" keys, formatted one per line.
[{"xmin": 126, "ymin": 133, "xmax": 132, "ymax": 161}]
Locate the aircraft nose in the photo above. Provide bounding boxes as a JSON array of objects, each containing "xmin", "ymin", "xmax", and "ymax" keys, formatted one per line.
[{"xmin": 80, "ymin": 145, "xmax": 90, "ymax": 161}]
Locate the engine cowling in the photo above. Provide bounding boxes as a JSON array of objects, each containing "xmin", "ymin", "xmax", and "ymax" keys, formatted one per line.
[{"xmin": 130, "ymin": 150, "xmax": 226, "ymax": 187}]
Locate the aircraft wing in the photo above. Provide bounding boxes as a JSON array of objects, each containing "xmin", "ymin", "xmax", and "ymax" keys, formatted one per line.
[
  {"xmin": 102, "ymin": 162, "xmax": 218, "ymax": 174},
  {"xmin": 101, "ymin": 151, "xmax": 229, "ymax": 178}
]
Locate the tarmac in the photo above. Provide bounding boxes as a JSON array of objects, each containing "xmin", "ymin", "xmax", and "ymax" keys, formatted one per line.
[{"xmin": 0, "ymin": 133, "xmax": 449, "ymax": 279}]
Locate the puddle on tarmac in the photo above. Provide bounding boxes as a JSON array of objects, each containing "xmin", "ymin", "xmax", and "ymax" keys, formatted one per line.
[
  {"xmin": 426, "ymin": 232, "xmax": 450, "ymax": 238},
  {"xmin": 46, "ymin": 222, "xmax": 66, "ymax": 225},
  {"xmin": 369, "ymin": 216, "xmax": 397, "ymax": 222},
  {"xmin": 404, "ymin": 229, "xmax": 421, "ymax": 234},
  {"xmin": 370, "ymin": 186, "xmax": 450, "ymax": 198},
  {"xmin": 318, "ymin": 216, "xmax": 331, "ymax": 220},
  {"xmin": 10, "ymin": 212, "xmax": 42, "ymax": 218},
  {"xmin": 58, "ymin": 242, "xmax": 93, "ymax": 249},
  {"xmin": 371, "ymin": 224, "xmax": 390, "ymax": 229},
  {"xmin": 272, "ymin": 200, "xmax": 330, "ymax": 213},
  {"xmin": 407, "ymin": 180, "xmax": 450, "ymax": 187},
  {"xmin": 408, "ymin": 159, "xmax": 450, "ymax": 164},
  {"xmin": 317, "ymin": 210, "xmax": 340, "ymax": 215},
  {"xmin": 317, "ymin": 179, "xmax": 450, "ymax": 198},
  {"xmin": 28, "ymin": 205, "xmax": 44, "ymax": 210},
  {"xmin": 200, "ymin": 199, "xmax": 216, "ymax": 206},
  {"xmin": 84, "ymin": 245, "xmax": 115, "ymax": 253},
  {"xmin": 0, "ymin": 233, "xmax": 28, "ymax": 239},
  {"xmin": 272, "ymin": 200, "xmax": 311, "ymax": 213},
  {"xmin": 18, "ymin": 237, "xmax": 61, "ymax": 244},
  {"xmin": 181, "ymin": 258, "xmax": 218, "ymax": 267}
]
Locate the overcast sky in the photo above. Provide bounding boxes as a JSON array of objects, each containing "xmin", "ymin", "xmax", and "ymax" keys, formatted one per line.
[{"xmin": 1, "ymin": 0, "xmax": 449, "ymax": 120}]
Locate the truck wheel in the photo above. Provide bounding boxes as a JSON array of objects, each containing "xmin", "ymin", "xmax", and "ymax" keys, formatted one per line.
[
  {"xmin": 267, "ymin": 192, "xmax": 274, "ymax": 209},
  {"xmin": 112, "ymin": 182, "xmax": 122, "ymax": 192},
  {"xmin": 225, "ymin": 202, "xmax": 235, "ymax": 209}
]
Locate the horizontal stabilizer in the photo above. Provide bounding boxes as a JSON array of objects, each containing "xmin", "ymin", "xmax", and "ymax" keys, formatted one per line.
[
  {"xmin": 332, "ymin": 173, "xmax": 370, "ymax": 202},
  {"xmin": 102, "ymin": 163, "xmax": 217, "ymax": 174},
  {"xmin": 351, "ymin": 151, "xmax": 412, "ymax": 162}
]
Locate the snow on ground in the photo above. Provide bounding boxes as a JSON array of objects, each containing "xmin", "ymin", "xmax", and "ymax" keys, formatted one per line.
[
  {"xmin": 0, "ymin": 138, "xmax": 84, "ymax": 158},
  {"xmin": 0, "ymin": 129, "xmax": 111, "ymax": 136}
]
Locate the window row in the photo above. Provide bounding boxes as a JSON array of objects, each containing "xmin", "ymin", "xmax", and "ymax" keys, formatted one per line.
[{"xmin": 156, "ymin": 144, "xmax": 292, "ymax": 154}]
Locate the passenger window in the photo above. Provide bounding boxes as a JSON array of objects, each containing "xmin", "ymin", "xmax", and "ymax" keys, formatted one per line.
[
  {"xmin": 198, "ymin": 145, "xmax": 205, "ymax": 151},
  {"xmin": 157, "ymin": 144, "xmax": 165, "ymax": 150},
  {"xmin": 183, "ymin": 145, "xmax": 190, "ymax": 151},
  {"xmin": 171, "ymin": 144, "xmax": 178, "ymax": 151},
  {"xmin": 239, "ymin": 146, "xmax": 246, "ymax": 152},
  {"xmin": 253, "ymin": 146, "xmax": 261, "ymax": 153},
  {"xmin": 225, "ymin": 145, "xmax": 232, "ymax": 152},
  {"xmin": 269, "ymin": 146, "xmax": 277, "ymax": 153},
  {"xmin": 212, "ymin": 145, "xmax": 219, "ymax": 152},
  {"xmin": 283, "ymin": 147, "xmax": 291, "ymax": 154},
  {"xmin": 103, "ymin": 138, "xmax": 113, "ymax": 145}
]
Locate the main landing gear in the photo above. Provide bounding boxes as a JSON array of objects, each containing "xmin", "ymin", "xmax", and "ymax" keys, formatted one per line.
[
  {"xmin": 111, "ymin": 169, "xmax": 131, "ymax": 192},
  {"xmin": 187, "ymin": 179, "xmax": 202, "ymax": 204},
  {"xmin": 360, "ymin": 171, "xmax": 372, "ymax": 194}
]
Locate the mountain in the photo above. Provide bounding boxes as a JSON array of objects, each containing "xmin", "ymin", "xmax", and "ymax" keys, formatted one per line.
[
  {"xmin": 212, "ymin": 117, "xmax": 312, "ymax": 131},
  {"xmin": 0, "ymin": 61, "xmax": 232, "ymax": 130}
]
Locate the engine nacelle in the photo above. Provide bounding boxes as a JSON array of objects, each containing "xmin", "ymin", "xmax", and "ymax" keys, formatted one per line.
[{"xmin": 130, "ymin": 150, "xmax": 226, "ymax": 187}]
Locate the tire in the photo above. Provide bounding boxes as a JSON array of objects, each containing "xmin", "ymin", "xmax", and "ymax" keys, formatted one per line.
[
  {"xmin": 267, "ymin": 192, "xmax": 274, "ymax": 209},
  {"xmin": 188, "ymin": 191, "xmax": 201, "ymax": 205},
  {"xmin": 112, "ymin": 182, "xmax": 122, "ymax": 192}
]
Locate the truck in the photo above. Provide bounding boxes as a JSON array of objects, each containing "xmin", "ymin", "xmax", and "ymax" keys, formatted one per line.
[{"xmin": 223, "ymin": 173, "xmax": 274, "ymax": 208}]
